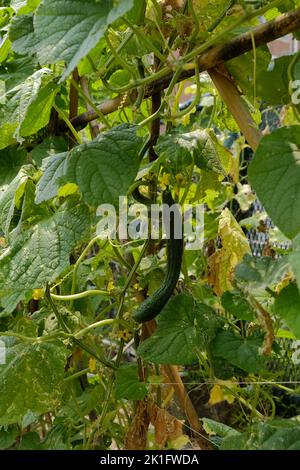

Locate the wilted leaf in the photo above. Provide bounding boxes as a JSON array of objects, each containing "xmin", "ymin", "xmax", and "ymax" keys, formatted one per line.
[{"xmin": 208, "ymin": 208, "xmax": 251, "ymax": 295}]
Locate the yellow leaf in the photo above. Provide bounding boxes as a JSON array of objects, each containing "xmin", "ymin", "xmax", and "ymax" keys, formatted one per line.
[
  {"xmin": 209, "ymin": 384, "xmax": 224, "ymax": 405},
  {"xmin": 208, "ymin": 208, "xmax": 250, "ymax": 295},
  {"xmin": 209, "ymin": 384, "xmax": 235, "ymax": 406},
  {"xmin": 168, "ymin": 434, "xmax": 190, "ymax": 450},
  {"xmin": 58, "ymin": 183, "xmax": 78, "ymax": 198}
]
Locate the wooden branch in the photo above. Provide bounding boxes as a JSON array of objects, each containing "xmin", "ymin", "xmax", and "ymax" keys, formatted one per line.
[
  {"xmin": 145, "ymin": 320, "xmax": 212, "ymax": 450},
  {"xmin": 209, "ymin": 67, "xmax": 262, "ymax": 150},
  {"xmin": 71, "ymin": 8, "xmax": 300, "ymax": 131}
]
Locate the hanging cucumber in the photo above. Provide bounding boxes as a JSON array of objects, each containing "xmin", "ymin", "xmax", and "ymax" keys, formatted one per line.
[{"xmin": 133, "ymin": 190, "xmax": 184, "ymax": 323}]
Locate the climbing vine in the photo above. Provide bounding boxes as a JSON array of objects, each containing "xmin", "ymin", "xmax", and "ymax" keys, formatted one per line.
[{"xmin": 0, "ymin": 0, "xmax": 300, "ymax": 451}]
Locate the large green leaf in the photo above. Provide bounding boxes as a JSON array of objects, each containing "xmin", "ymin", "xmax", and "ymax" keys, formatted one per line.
[
  {"xmin": 138, "ymin": 294, "xmax": 222, "ymax": 365},
  {"xmin": 62, "ymin": 124, "xmax": 142, "ymax": 207},
  {"xmin": 0, "ymin": 337, "xmax": 67, "ymax": 425},
  {"xmin": 211, "ymin": 330, "xmax": 265, "ymax": 374},
  {"xmin": 249, "ymin": 126, "xmax": 300, "ymax": 239},
  {"xmin": 34, "ymin": 0, "xmax": 134, "ymax": 81},
  {"xmin": 115, "ymin": 364, "xmax": 147, "ymax": 401},
  {"xmin": 274, "ymin": 284, "xmax": 300, "ymax": 338},
  {"xmin": 0, "ymin": 198, "xmax": 91, "ymax": 311},
  {"xmin": 0, "ymin": 68, "xmax": 58, "ymax": 149}
]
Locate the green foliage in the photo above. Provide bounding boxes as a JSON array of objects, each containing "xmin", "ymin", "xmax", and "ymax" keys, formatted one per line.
[
  {"xmin": 0, "ymin": 199, "xmax": 91, "ymax": 311},
  {"xmin": 221, "ymin": 420, "xmax": 300, "ymax": 450},
  {"xmin": 274, "ymin": 284, "xmax": 300, "ymax": 338},
  {"xmin": 249, "ymin": 126, "xmax": 300, "ymax": 239},
  {"xmin": 138, "ymin": 294, "xmax": 222, "ymax": 365},
  {"xmin": 115, "ymin": 364, "xmax": 148, "ymax": 400},
  {"xmin": 212, "ymin": 330, "xmax": 266, "ymax": 374},
  {"xmin": 0, "ymin": 0, "xmax": 299, "ymax": 451},
  {"xmin": 32, "ymin": 0, "xmax": 135, "ymax": 81},
  {"xmin": 0, "ymin": 336, "xmax": 67, "ymax": 425}
]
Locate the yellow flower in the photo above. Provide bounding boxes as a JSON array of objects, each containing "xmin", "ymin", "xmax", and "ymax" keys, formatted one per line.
[
  {"xmin": 133, "ymin": 282, "xmax": 143, "ymax": 292},
  {"xmin": 89, "ymin": 357, "xmax": 97, "ymax": 373},
  {"xmin": 107, "ymin": 280, "xmax": 115, "ymax": 293},
  {"xmin": 32, "ymin": 288, "xmax": 44, "ymax": 301},
  {"xmin": 159, "ymin": 173, "xmax": 171, "ymax": 190},
  {"xmin": 117, "ymin": 330, "xmax": 131, "ymax": 341}
]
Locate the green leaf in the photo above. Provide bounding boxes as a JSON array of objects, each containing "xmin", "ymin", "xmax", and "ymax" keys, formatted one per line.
[
  {"xmin": 0, "ymin": 35, "xmax": 11, "ymax": 63},
  {"xmin": 9, "ymin": 13, "xmax": 38, "ymax": 55},
  {"xmin": 0, "ymin": 147, "xmax": 27, "ymax": 189},
  {"xmin": 19, "ymin": 81, "xmax": 58, "ymax": 136},
  {"xmin": 0, "ymin": 165, "xmax": 34, "ymax": 236},
  {"xmin": 0, "ymin": 337, "xmax": 67, "ymax": 425},
  {"xmin": 274, "ymin": 284, "xmax": 300, "ymax": 338},
  {"xmin": 155, "ymin": 129, "xmax": 225, "ymax": 175},
  {"xmin": 211, "ymin": 331, "xmax": 265, "ymax": 374},
  {"xmin": 10, "ymin": 0, "xmax": 40, "ymax": 15},
  {"xmin": 256, "ymin": 55, "xmax": 293, "ymax": 105},
  {"xmin": 0, "ymin": 427, "xmax": 18, "ymax": 449},
  {"xmin": 0, "ymin": 68, "xmax": 58, "ymax": 149},
  {"xmin": 0, "ymin": 56, "xmax": 37, "ymax": 92},
  {"xmin": 227, "ymin": 47, "xmax": 271, "ymax": 103},
  {"xmin": 235, "ymin": 254, "xmax": 289, "ymax": 292},
  {"xmin": 202, "ymin": 417, "xmax": 239, "ymax": 438},
  {"xmin": 35, "ymin": 153, "xmax": 67, "ymax": 204},
  {"xmin": 155, "ymin": 133, "xmax": 193, "ymax": 170},
  {"xmin": 290, "ymin": 233, "xmax": 300, "ymax": 291},
  {"xmin": 34, "ymin": 0, "xmax": 134, "ymax": 81},
  {"xmin": 221, "ymin": 291, "xmax": 254, "ymax": 321},
  {"xmin": 249, "ymin": 126, "xmax": 300, "ymax": 239},
  {"xmin": 138, "ymin": 294, "xmax": 222, "ymax": 365},
  {"xmin": 31, "ymin": 136, "xmax": 68, "ymax": 167},
  {"xmin": 62, "ymin": 124, "xmax": 142, "ymax": 207},
  {"xmin": 221, "ymin": 420, "xmax": 300, "ymax": 450},
  {"xmin": 0, "ymin": 199, "xmax": 91, "ymax": 311},
  {"xmin": 115, "ymin": 364, "xmax": 147, "ymax": 401}
]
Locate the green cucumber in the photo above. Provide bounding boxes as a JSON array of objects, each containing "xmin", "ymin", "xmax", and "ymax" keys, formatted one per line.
[{"xmin": 133, "ymin": 191, "xmax": 184, "ymax": 323}]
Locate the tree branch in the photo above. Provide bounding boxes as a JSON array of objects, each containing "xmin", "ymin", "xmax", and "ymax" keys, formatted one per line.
[{"xmin": 70, "ymin": 8, "xmax": 300, "ymax": 131}]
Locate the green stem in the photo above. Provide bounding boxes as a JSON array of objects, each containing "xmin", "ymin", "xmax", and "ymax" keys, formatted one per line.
[
  {"xmin": 117, "ymin": 240, "xmax": 150, "ymax": 320},
  {"xmin": 70, "ymin": 236, "xmax": 101, "ymax": 305},
  {"xmin": 51, "ymin": 290, "xmax": 112, "ymax": 302},
  {"xmin": 53, "ymin": 103, "xmax": 82, "ymax": 144},
  {"xmin": 74, "ymin": 319, "xmax": 115, "ymax": 339},
  {"xmin": 65, "ymin": 367, "xmax": 90, "ymax": 382}
]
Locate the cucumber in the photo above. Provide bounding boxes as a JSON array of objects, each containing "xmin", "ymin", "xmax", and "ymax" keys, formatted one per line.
[{"xmin": 133, "ymin": 191, "xmax": 184, "ymax": 323}]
